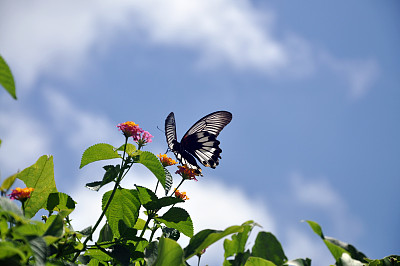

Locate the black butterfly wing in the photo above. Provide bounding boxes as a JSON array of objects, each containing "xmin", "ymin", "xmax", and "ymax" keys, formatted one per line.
[
  {"xmin": 165, "ymin": 112, "xmax": 177, "ymax": 151},
  {"xmin": 181, "ymin": 111, "xmax": 232, "ymax": 169},
  {"xmin": 183, "ymin": 111, "xmax": 233, "ymax": 137},
  {"xmin": 165, "ymin": 112, "xmax": 203, "ymax": 174}
]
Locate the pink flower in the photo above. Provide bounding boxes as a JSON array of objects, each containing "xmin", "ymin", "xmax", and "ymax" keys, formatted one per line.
[
  {"xmin": 141, "ymin": 131, "xmax": 153, "ymax": 143},
  {"xmin": 117, "ymin": 122, "xmax": 144, "ymax": 139},
  {"xmin": 175, "ymin": 165, "xmax": 199, "ymax": 181}
]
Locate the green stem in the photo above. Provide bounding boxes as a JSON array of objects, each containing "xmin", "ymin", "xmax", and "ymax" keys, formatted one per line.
[
  {"xmin": 72, "ymin": 137, "xmax": 130, "ymax": 262},
  {"xmin": 170, "ymin": 178, "xmax": 185, "ymax": 197}
]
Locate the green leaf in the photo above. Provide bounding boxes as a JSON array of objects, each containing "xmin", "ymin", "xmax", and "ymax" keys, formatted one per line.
[
  {"xmin": 153, "ymin": 238, "xmax": 186, "ymax": 266},
  {"xmin": 251, "ymin": 231, "xmax": 287, "ymax": 265},
  {"xmin": 28, "ymin": 237, "xmax": 47, "ymax": 266},
  {"xmin": 139, "ymin": 151, "xmax": 166, "ymax": 188},
  {"xmin": 98, "ymin": 223, "xmax": 113, "ymax": 242},
  {"xmin": 102, "ymin": 188, "xmax": 141, "ymax": 237},
  {"xmin": 134, "ymin": 218, "xmax": 147, "ymax": 230},
  {"xmin": 86, "ymin": 165, "xmax": 121, "ymax": 192},
  {"xmin": 136, "ymin": 185, "xmax": 158, "ymax": 207},
  {"xmin": 43, "ymin": 214, "xmax": 64, "ymax": 237},
  {"xmin": 0, "ymin": 173, "xmax": 18, "ymax": 193},
  {"xmin": 0, "ymin": 241, "xmax": 27, "ymax": 264},
  {"xmin": 244, "ymin": 257, "xmax": 276, "ymax": 266},
  {"xmin": 325, "ymin": 236, "xmax": 367, "ymax": 262},
  {"xmin": 184, "ymin": 225, "xmax": 244, "ymax": 260},
  {"xmin": 144, "ymin": 241, "xmax": 158, "ymax": 266},
  {"xmin": 13, "ymin": 222, "xmax": 46, "ymax": 237},
  {"xmin": 164, "ymin": 168, "xmax": 173, "ymax": 195},
  {"xmin": 0, "ymin": 55, "xmax": 16, "ymax": 99},
  {"xmin": 17, "ymin": 155, "xmax": 57, "ymax": 218},
  {"xmin": 0, "ymin": 197, "xmax": 23, "ymax": 217},
  {"xmin": 283, "ymin": 258, "xmax": 312, "ymax": 266},
  {"xmin": 224, "ymin": 221, "xmax": 258, "ymax": 261},
  {"xmin": 80, "ymin": 143, "xmax": 121, "ymax": 168},
  {"xmin": 136, "ymin": 186, "xmax": 183, "ymax": 210},
  {"xmin": 117, "ymin": 143, "xmax": 137, "ymax": 156},
  {"xmin": 46, "ymin": 192, "xmax": 76, "ymax": 217},
  {"xmin": 305, "ymin": 220, "xmax": 324, "ymax": 238},
  {"xmin": 109, "ymin": 244, "xmax": 131, "ymax": 266},
  {"xmin": 156, "ymin": 207, "xmax": 193, "ymax": 238},
  {"xmin": 162, "ymin": 227, "xmax": 180, "ymax": 241},
  {"xmin": 305, "ymin": 220, "xmax": 349, "ymax": 262},
  {"xmin": 365, "ymin": 255, "xmax": 400, "ymax": 266}
]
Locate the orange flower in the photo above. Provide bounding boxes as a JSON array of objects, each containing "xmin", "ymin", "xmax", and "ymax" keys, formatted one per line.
[
  {"xmin": 175, "ymin": 165, "xmax": 199, "ymax": 180},
  {"xmin": 157, "ymin": 154, "xmax": 177, "ymax": 167},
  {"xmin": 9, "ymin": 187, "xmax": 34, "ymax": 201},
  {"xmin": 174, "ymin": 189, "xmax": 189, "ymax": 200}
]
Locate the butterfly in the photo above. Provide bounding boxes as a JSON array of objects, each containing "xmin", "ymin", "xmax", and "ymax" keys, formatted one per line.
[{"xmin": 165, "ymin": 111, "xmax": 232, "ymax": 175}]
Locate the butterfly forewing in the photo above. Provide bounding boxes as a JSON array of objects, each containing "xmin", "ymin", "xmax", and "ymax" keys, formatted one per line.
[
  {"xmin": 183, "ymin": 111, "xmax": 232, "ymax": 138},
  {"xmin": 165, "ymin": 112, "xmax": 177, "ymax": 151}
]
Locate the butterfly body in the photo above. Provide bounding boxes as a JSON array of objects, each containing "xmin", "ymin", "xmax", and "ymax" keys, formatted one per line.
[{"xmin": 165, "ymin": 111, "xmax": 232, "ymax": 175}]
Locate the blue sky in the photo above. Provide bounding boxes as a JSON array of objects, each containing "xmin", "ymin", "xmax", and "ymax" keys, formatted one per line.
[{"xmin": 0, "ymin": 1, "xmax": 399, "ymax": 264}]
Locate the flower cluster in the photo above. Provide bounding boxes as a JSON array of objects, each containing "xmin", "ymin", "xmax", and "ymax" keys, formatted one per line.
[
  {"xmin": 9, "ymin": 187, "xmax": 34, "ymax": 201},
  {"xmin": 175, "ymin": 165, "xmax": 199, "ymax": 180},
  {"xmin": 117, "ymin": 121, "xmax": 153, "ymax": 145},
  {"xmin": 174, "ymin": 189, "xmax": 189, "ymax": 200},
  {"xmin": 157, "ymin": 154, "xmax": 177, "ymax": 167}
]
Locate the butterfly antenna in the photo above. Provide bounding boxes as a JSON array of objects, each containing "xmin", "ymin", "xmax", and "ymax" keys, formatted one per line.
[{"xmin": 157, "ymin": 125, "xmax": 165, "ymax": 134}]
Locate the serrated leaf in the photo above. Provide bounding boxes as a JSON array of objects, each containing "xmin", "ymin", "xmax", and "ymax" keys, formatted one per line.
[
  {"xmin": 156, "ymin": 207, "xmax": 193, "ymax": 238},
  {"xmin": 325, "ymin": 236, "xmax": 367, "ymax": 262},
  {"xmin": 28, "ymin": 237, "xmax": 47, "ymax": 266},
  {"xmin": 117, "ymin": 143, "xmax": 137, "ymax": 156},
  {"xmin": 98, "ymin": 223, "xmax": 113, "ymax": 242},
  {"xmin": 224, "ymin": 221, "xmax": 258, "ymax": 263},
  {"xmin": 251, "ymin": 231, "xmax": 287, "ymax": 265},
  {"xmin": 244, "ymin": 257, "xmax": 276, "ymax": 266},
  {"xmin": 145, "ymin": 241, "xmax": 159, "ymax": 266},
  {"xmin": 80, "ymin": 143, "xmax": 121, "ymax": 168},
  {"xmin": 139, "ymin": 151, "xmax": 166, "ymax": 188},
  {"xmin": 17, "ymin": 155, "xmax": 57, "ymax": 218},
  {"xmin": 0, "ymin": 55, "xmax": 16, "ymax": 99},
  {"xmin": 164, "ymin": 168, "xmax": 173, "ymax": 195},
  {"xmin": 102, "ymin": 189, "xmax": 141, "ymax": 237},
  {"xmin": 136, "ymin": 185, "xmax": 158, "ymax": 207},
  {"xmin": 338, "ymin": 253, "xmax": 364, "ymax": 266},
  {"xmin": 0, "ymin": 241, "xmax": 27, "ymax": 263},
  {"xmin": 43, "ymin": 214, "xmax": 64, "ymax": 238},
  {"xmin": 153, "ymin": 238, "xmax": 186, "ymax": 266},
  {"xmin": 136, "ymin": 186, "xmax": 183, "ymax": 210},
  {"xmin": 305, "ymin": 220, "xmax": 350, "ymax": 262},
  {"xmin": 46, "ymin": 192, "xmax": 75, "ymax": 217},
  {"xmin": 0, "ymin": 197, "xmax": 24, "ymax": 217},
  {"xmin": 162, "ymin": 227, "xmax": 180, "ymax": 241},
  {"xmin": 184, "ymin": 225, "xmax": 244, "ymax": 260},
  {"xmin": 134, "ymin": 218, "xmax": 147, "ymax": 230},
  {"xmin": 0, "ymin": 172, "xmax": 18, "ymax": 192},
  {"xmin": 85, "ymin": 181, "xmax": 103, "ymax": 191}
]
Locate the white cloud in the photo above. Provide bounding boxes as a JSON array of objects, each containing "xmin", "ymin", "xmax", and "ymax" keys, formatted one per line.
[
  {"xmin": 43, "ymin": 88, "xmax": 118, "ymax": 152},
  {"xmin": 0, "ymin": 99, "xmax": 52, "ymax": 174},
  {"xmin": 0, "ymin": 0, "xmax": 378, "ymax": 98},
  {"xmin": 319, "ymin": 52, "xmax": 380, "ymax": 99},
  {"xmin": 289, "ymin": 173, "xmax": 364, "ymax": 240},
  {"xmin": 70, "ymin": 168, "xmax": 275, "ymax": 265}
]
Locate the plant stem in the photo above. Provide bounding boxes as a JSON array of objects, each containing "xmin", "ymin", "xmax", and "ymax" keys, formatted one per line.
[
  {"xmin": 170, "ymin": 178, "xmax": 185, "ymax": 197},
  {"xmin": 72, "ymin": 137, "xmax": 129, "ymax": 262}
]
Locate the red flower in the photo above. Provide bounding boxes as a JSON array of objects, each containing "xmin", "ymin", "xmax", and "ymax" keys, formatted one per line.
[{"xmin": 9, "ymin": 187, "xmax": 34, "ymax": 201}]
